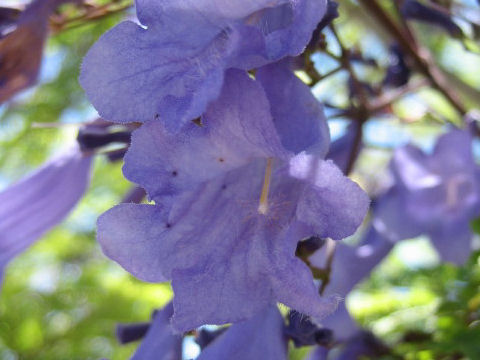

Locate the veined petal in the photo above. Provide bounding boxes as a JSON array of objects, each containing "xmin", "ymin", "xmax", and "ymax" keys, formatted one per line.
[
  {"xmin": 131, "ymin": 302, "xmax": 182, "ymax": 360},
  {"xmin": 0, "ymin": 148, "xmax": 92, "ymax": 274},
  {"xmin": 256, "ymin": 61, "xmax": 330, "ymax": 156},
  {"xmin": 259, "ymin": 0, "xmax": 327, "ymax": 60},
  {"xmin": 99, "ymin": 159, "xmax": 338, "ymax": 332},
  {"xmin": 289, "ymin": 154, "xmax": 369, "ymax": 240},
  {"xmin": 197, "ymin": 306, "xmax": 287, "ymax": 360},
  {"xmin": 82, "ymin": 0, "xmax": 328, "ymax": 128},
  {"xmin": 96, "ymin": 204, "xmax": 169, "ymax": 283},
  {"xmin": 135, "ymin": 0, "xmax": 288, "ymax": 28},
  {"xmin": 123, "ymin": 69, "xmax": 287, "ymax": 200},
  {"xmin": 134, "ymin": 0, "xmax": 322, "ymax": 65},
  {"xmin": 229, "ymin": 0, "xmax": 327, "ymax": 68},
  {"xmin": 80, "ymin": 20, "xmax": 229, "ymax": 129}
]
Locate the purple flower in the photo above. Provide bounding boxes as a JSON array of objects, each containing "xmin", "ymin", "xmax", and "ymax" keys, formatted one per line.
[
  {"xmin": 374, "ymin": 129, "xmax": 480, "ymax": 264},
  {"xmin": 0, "ymin": 0, "xmax": 65, "ymax": 104},
  {"xmin": 310, "ymin": 226, "xmax": 393, "ymax": 339},
  {"xmin": 0, "ymin": 147, "xmax": 92, "ymax": 282},
  {"xmin": 197, "ymin": 306, "xmax": 287, "ymax": 360},
  {"xmin": 80, "ymin": 0, "xmax": 328, "ymax": 130},
  {"xmin": 130, "ymin": 302, "xmax": 182, "ymax": 360},
  {"xmin": 97, "ymin": 64, "xmax": 369, "ymax": 332}
]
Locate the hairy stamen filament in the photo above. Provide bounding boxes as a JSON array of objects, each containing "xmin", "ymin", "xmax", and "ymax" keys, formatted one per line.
[{"xmin": 258, "ymin": 158, "xmax": 273, "ymax": 215}]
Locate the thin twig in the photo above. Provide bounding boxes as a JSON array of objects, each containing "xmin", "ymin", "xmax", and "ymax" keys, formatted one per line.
[
  {"xmin": 369, "ymin": 78, "xmax": 429, "ymax": 113},
  {"xmin": 50, "ymin": 2, "xmax": 133, "ymax": 34},
  {"xmin": 357, "ymin": 0, "xmax": 467, "ymax": 116},
  {"xmin": 329, "ymin": 24, "xmax": 371, "ymax": 108}
]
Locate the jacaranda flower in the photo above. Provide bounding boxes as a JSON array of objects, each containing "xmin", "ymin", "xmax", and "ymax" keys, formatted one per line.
[
  {"xmin": 0, "ymin": 146, "xmax": 92, "ymax": 283},
  {"xmin": 374, "ymin": 129, "xmax": 480, "ymax": 264},
  {"xmin": 310, "ymin": 226, "xmax": 393, "ymax": 339},
  {"xmin": 80, "ymin": 0, "xmax": 328, "ymax": 130},
  {"xmin": 130, "ymin": 302, "xmax": 182, "ymax": 360},
  {"xmin": 97, "ymin": 63, "xmax": 369, "ymax": 332},
  {"xmin": 197, "ymin": 306, "xmax": 287, "ymax": 360}
]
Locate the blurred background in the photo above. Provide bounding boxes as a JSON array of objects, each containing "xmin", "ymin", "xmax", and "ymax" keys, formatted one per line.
[{"xmin": 1, "ymin": 0, "xmax": 480, "ymax": 359}]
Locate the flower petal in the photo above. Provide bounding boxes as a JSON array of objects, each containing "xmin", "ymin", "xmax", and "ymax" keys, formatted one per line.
[
  {"xmin": 373, "ymin": 188, "xmax": 423, "ymax": 242},
  {"xmin": 315, "ymin": 227, "xmax": 393, "ymax": 338},
  {"xmin": 257, "ymin": 61, "xmax": 330, "ymax": 156},
  {"xmin": 0, "ymin": 148, "xmax": 91, "ymax": 273},
  {"xmin": 80, "ymin": 20, "xmax": 229, "ymax": 129},
  {"xmin": 391, "ymin": 145, "xmax": 439, "ymax": 191},
  {"xmin": 197, "ymin": 306, "xmax": 287, "ymax": 360},
  {"xmin": 259, "ymin": 0, "xmax": 327, "ymax": 60},
  {"xmin": 123, "ymin": 69, "xmax": 287, "ymax": 200},
  {"xmin": 428, "ymin": 221, "xmax": 473, "ymax": 265},
  {"xmin": 289, "ymin": 154, "xmax": 370, "ymax": 240},
  {"xmin": 320, "ymin": 227, "xmax": 393, "ymax": 297},
  {"xmin": 135, "ymin": 0, "xmax": 287, "ymax": 27},
  {"xmin": 433, "ymin": 129, "xmax": 475, "ymax": 171},
  {"xmin": 97, "ymin": 204, "xmax": 171, "ymax": 283},
  {"xmin": 100, "ymin": 159, "xmax": 337, "ymax": 332},
  {"xmin": 131, "ymin": 302, "xmax": 182, "ymax": 360}
]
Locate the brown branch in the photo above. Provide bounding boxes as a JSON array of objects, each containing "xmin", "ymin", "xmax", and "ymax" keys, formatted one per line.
[
  {"xmin": 369, "ymin": 78, "xmax": 429, "ymax": 113},
  {"xmin": 329, "ymin": 23, "xmax": 371, "ymax": 109},
  {"xmin": 357, "ymin": 0, "xmax": 467, "ymax": 117},
  {"xmin": 50, "ymin": 2, "xmax": 133, "ymax": 34},
  {"xmin": 345, "ymin": 120, "xmax": 364, "ymax": 176}
]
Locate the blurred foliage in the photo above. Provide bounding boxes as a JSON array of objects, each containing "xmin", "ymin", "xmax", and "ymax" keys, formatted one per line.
[
  {"xmin": 348, "ymin": 247, "xmax": 480, "ymax": 360},
  {"xmin": 0, "ymin": 0, "xmax": 480, "ymax": 359}
]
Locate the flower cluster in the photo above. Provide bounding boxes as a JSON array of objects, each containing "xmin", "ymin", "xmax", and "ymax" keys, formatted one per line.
[
  {"xmin": 82, "ymin": 0, "xmax": 370, "ymax": 335},
  {"xmin": 374, "ymin": 129, "xmax": 480, "ymax": 264}
]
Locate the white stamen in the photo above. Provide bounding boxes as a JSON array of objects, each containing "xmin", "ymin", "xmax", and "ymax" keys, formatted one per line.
[{"xmin": 258, "ymin": 158, "xmax": 273, "ymax": 215}]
